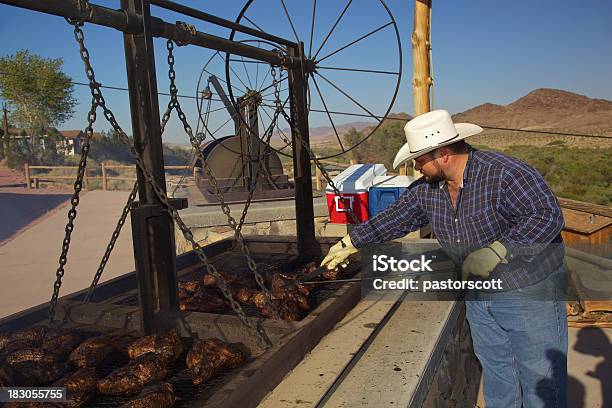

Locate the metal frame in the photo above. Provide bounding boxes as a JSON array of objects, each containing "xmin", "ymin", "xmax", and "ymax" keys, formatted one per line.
[{"xmin": 0, "ymin": 0, "xmax": 319, "ymax": 332}]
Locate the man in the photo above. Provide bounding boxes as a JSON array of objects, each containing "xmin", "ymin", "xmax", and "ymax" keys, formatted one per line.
[{"xmin": 321, "ymin": 110, "xmax": 568, "ymax": 407}]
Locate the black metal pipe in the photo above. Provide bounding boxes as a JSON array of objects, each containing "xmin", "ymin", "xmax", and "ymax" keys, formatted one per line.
[
  {"xmin": 150, "ymin": 0, "xmax": 297, "ymax": 48},
  {"xmin": 0, "ymin": 0, "xmax": 298, "ymax": 66},
  {"xmin": 123, "ymin": 0, "xmax": 179, "ymax": 334},
  {"xmin": 288, "ymin": 43, "xmax": 319, "ymax": 258}
]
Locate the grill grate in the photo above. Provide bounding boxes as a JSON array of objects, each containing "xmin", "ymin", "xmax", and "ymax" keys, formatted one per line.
[
  {"xmin": 73, "ymin": 337, "xmax": 248, "ymax": 407},
  {"xmin": 112, "ymin": 276, "xmax": 354, "ymax": 321}
]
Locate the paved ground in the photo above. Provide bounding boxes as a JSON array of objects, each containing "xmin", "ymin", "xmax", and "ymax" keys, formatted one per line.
[
  {"xmin": 0, "ymin": 189, "xmax": 135, "ymax": 319},
  {"xmin": 567, "ymin": 327, "xmax": 612, "ymax": 408},
  {"xmin": 0, "ymin": 188, "xmax": 73, "ymax": 243}
]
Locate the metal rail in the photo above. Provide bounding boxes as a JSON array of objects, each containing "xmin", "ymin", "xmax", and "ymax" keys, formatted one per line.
[
  {"xmin": 0, "ymin": 0, "xmax": 300, "ymax": 67},
  {"xmin": 150, "ymin": 0, "xmax": 297, "ymax": 48}
]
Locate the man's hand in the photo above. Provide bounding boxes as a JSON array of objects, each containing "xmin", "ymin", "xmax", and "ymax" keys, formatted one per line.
[
  {"xmin": 461, "ymin": 241, "xmax": 508, "ymax": 280},
  {"xmin": 320, "ymin": 235, "xmax": 359, "ymax": 270}
]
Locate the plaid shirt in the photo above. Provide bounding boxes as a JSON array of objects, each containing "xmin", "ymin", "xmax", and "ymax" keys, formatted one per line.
[{"xmin": 349, "ymin": 148, "xmax": 565, "ymax": 290}]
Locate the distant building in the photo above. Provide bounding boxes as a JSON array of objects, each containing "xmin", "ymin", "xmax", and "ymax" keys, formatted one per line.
[
  {"xmin": 3, "ymin": 127, "xmax": 86, "ymax": 156},
  {"xmin": 56, "ymin": 130, "xmax": 85, "ymax": 156}
]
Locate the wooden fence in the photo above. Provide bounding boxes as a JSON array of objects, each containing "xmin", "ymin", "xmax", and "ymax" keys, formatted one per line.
[
  {"xmin": 24, "ymin": 163, "xmax": 192, "ymax": 190},
  {"xmin": 25, "ymin": 159, "xmax": 401, "ymax": 191}
]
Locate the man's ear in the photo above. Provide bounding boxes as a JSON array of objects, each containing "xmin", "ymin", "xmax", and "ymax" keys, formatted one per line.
[{"xmin": 437, "ymin": 146, "xmax": 451, "ymax": 164}]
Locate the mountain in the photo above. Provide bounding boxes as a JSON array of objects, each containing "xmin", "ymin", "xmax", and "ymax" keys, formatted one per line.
[
  {"xmin": 274, "ymin": 120, "xmax": 374, "ymax": 142},
  {"xmin": 452, "ymin": 88, "xmax": 612, "ymax": 148}
]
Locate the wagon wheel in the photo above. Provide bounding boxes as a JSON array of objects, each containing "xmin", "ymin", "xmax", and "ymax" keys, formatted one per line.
[
  {"xmin": 225, "ymin": 0, "xmax": 402, "ymax": 160},
  {"xmin": 195, "ymin": 39, "xmax": 297, "ymax": 159}
]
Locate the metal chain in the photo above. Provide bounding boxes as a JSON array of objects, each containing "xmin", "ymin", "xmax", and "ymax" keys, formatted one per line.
[
  {"xmin": 48, "ymin": 17, "xmax": 101, "ymax": 322},
  {"xmin": 67, "ymin": 24, "xmax": 271, "ymax": 348},
  {"xmin": 84, "ymin": 180, "xmax": 139, "ymax": 302},
  {"xmin": 164, "ymin": 40, "xmax": 281, "ymax": 320},
  {"xmin": 276, "ymin": 66, "xmax": 360, "ymax": 225}
]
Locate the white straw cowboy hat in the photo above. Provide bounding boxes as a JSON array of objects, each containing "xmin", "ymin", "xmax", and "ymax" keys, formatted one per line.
[{"xmin": 392, "ymin": 109, "xmax": 483, "ymax": 168}]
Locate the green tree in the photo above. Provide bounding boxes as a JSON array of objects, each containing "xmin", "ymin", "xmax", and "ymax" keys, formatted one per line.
[
  {"xmin": 0, "ymin": 50, "xmax": 76, "ymax": 155},
  {"xmin": 343, "ymin": 127, "xmax": 363, "ymax": 162}
]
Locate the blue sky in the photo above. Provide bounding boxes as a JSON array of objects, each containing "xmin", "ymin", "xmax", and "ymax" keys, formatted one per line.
[{"xmin": 0, "ymin": 0, "xmax": 611, "ymax": 144}]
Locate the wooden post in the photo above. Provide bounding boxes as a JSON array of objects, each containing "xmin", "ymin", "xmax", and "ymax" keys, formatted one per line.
[
  {"xmin": 413, "ymin": 0, "xmax": 433, "ymax": 237},
  {"xmin": 412, "ymin": 0, "xmax": 432, "ymax": 180},
  {"xmin": 83, "ymin": 167, "xmax": 89, "ymax": 190},
  {"xmin": 24, "ymin": 163, "xmax": 31, "ymax": 189},
  {"xmin": 412, "ymin": 0, "xmax": 432, "ymax": 116},
  {"xmin": 101, "ymin": 162, "xmax": 108, "ymax": 190},
  {"xmin": 315, "ymin": 156, "xmax": 322, "ymax": 191}
]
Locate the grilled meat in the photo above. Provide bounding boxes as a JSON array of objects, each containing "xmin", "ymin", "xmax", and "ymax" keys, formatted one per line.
[
  {"xmin": 120, "ymin": 382, "xmax": 176, "ymax": 408},
  {"xmin": 54, "ymin": 367, "xmax": 98, "ymax": 407},
  {"xmin": 41, "ymin": 329, "xmax": 83, "ymax": 358},
  {"xmin": 6, "ymin": 348, "xmax": 60, "ymax": 365},
  {"xmin": 56, "ymin": 366, "xmax": 98, "ymax": 392},
  {"xmin": 98, "ymin": 353, "xmax": 168, "ymax": 396},
  {"xmin": 186, "ymin": 338, "xmax": 245, "ymax": 385},
  {"xmin": 250, "ymin": 292, "xmax": 304, "ymax": 321},
  {"xmin": 178, "ymin": 280, "xmax": 200, "ymax": 293},
  {"xmin": 0, "ymin": 326, "xmax": 48, "ymax": 351},
  {"xmin": 269, "ymin": 273, "xmax": 310, "ymax": 310},
  {"xmin": 230, "ymin": 284, "xmax": 255, "ymax": 304},
  {"xmin": 201, "ymin": 271, "xmax": 238, "ymax": 287},
  {"xmin": 127, "ymin": 330, "xmax": 183, "ymax": 363},
  {"xmin": 69, "ymin": 334, "xmax": 119, "ymax": 368},
  {"xmin": 277, "ymin": 300, "xmax": 303, "ymax": 321},
  {"xmin": 10, "ymin": 360, "xmax": 66, "ymax": 385},
  {"xmin": 0, "ymin": 327, "xmax": 50, "ymax": 364},
  {"xmin": 179, "ymin": 288, "xmax": 229, "ymax": 313}
]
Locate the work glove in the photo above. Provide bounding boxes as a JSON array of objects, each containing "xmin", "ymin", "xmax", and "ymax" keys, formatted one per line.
[
  {"xmin": 461, "ymin": 241, "xmax": 508, "ymax": 281},
  {"xmin": 320, "ymin": 234, "xmax": 359, "ymax": 271}
]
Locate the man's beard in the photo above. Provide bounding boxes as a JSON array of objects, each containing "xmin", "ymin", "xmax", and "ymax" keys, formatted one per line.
[{"xmin": 423, "ymin": 161, "xmax": 446, "ymax": 184}]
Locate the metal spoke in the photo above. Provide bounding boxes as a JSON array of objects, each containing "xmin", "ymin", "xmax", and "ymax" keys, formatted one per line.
[
  {"xmin": 243, "ymin": 14, "xmax": 266, "ymax": 35},
  {"xmin": 261, "ymin": 105, "xmax": 291, "ymax": 145},
  {"xmin": 229, "ymin": 59, "xmax": 269, "ymax": 65},
  {"xmin": 218, "ymin": 53, "xmax": 251, "ymax": 91},
  {"xmin": 260, "ymin": 87, "xmax": 288, "ymax": 100},
  {"xmin": 203, "ymin": 67, "xmax": 246, "ymax": 96},
  {"xmin": 308, "ymin": 0, "xmax": 317, "ymax": 58},
  {"xmin": 257, "ymin": 75, "xmax": 288, "ymax": 95},
  {"xmin": 280, "ymin": 0, "xmax": 300, "ymax": 44},
  {"xmin": 317, "ymin": 21, "xmax": 394, "ymax": 64},
  {"xmin": 313, "ymin": 0, "xmax": 353, "ymax": 60},
  {"xmin": 255, "ymin": 43, "xmax": 260, "ymax": 90},
  {"xmin": 257, "ymin": 67, "xmax": 271, "ymax": 93},
  {"xmin": 209, "ymin": 115, "xmax": 235, "ymax": 136},
  {"xmin": 317, "ymin": 66, "xmax": 399, "ymax": 75},
  {"xmin": 309, "ymin": 108, "xmax": 397, "ymax": 121},
  {"xmin": 241, "ymin": 56, "xmax": 254, "ymax": 89},
  {"xmin": 315, "ymin": 72, "xmax": 381, "ymax": 123},
  {"xmin": 310, "ymin": 73, "xmax": 344, "ymax": 152}
]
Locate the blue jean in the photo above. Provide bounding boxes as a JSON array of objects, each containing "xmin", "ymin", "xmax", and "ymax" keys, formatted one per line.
[{"xmin": 465, "ymin": 269, "xmax": 568, "ymax": 408}]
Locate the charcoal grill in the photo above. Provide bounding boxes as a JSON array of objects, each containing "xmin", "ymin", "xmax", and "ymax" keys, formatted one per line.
[{"xmin": 0, "ymin": 236, "xmax": 363, "ymax": 407}]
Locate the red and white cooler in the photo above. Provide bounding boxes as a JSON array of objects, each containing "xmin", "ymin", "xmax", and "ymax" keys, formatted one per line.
[{"xmin": 325, "ymin": 164, "xmax": 387, "ymax": 224}]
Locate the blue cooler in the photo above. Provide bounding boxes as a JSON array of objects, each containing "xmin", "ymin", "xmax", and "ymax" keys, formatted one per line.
[{"xmin": 368, "ymin": 175, "xmax": 415, "ymax": 217}]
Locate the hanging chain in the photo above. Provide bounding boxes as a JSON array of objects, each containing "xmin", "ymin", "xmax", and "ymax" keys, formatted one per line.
[
  {"xmin": 84, "ymin": 180, "xmax": 139, "ymax": 302},
  {"xmin": 164, "ymin": 40, "xmax": 281, "ymax": 320},
  {"xmin": 66, "ymin": 24, "xmax": 271, "ymax": 347},
  {"xmin": 276, "ymin": 61, "xmax": 360, "ymax": 225},
  {"xmin": 48, "ymin": 16, "xmax": 100, "ymax": 322}
]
